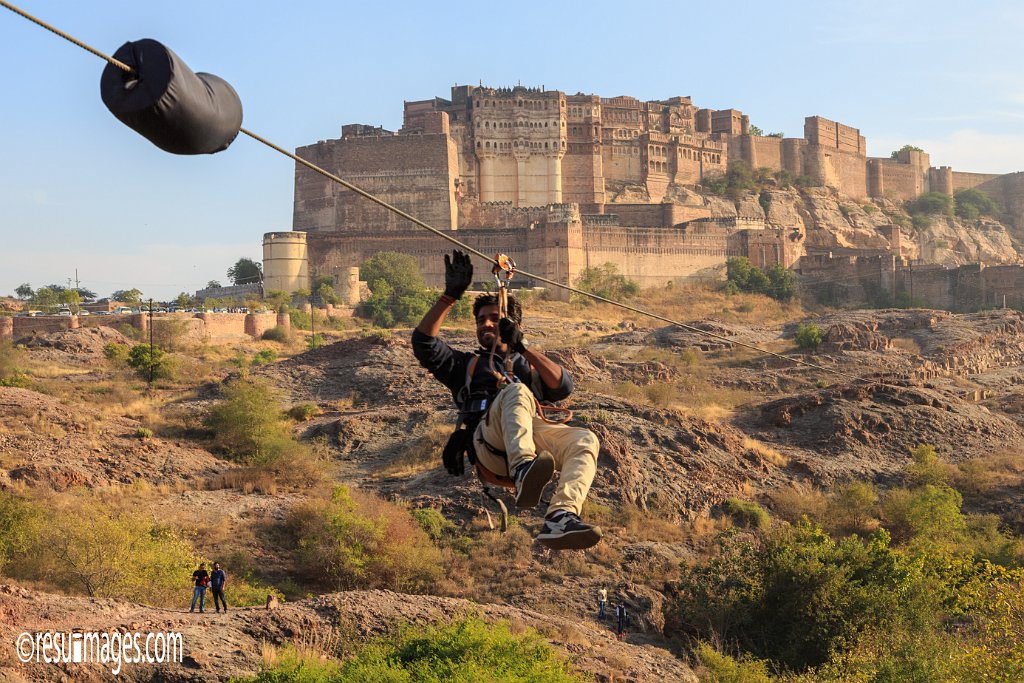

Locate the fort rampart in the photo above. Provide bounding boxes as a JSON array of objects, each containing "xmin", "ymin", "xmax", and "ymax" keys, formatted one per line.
[
  {"xmin": 1, "ymin": 312, "xmax": 277, "ymax": 344},
  {"xmin": 799, "ymin": 255, "xmax": 1024, "ymax": 312}
]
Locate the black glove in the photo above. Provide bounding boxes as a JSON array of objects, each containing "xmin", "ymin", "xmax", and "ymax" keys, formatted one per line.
[
  {"xmin": 442, "ymin": 429, "xmax": 469, "ymax": 476},
  {"xmin": 499, "ymin": 317, "xmax": 528, "ymax": 353},
  {"xmin": 444, "ymin": 250, "xmax": 473, "ymax": 300}
]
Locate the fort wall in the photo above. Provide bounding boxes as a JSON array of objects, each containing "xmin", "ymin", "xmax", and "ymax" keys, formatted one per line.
[
  {"xmin": 602, "ymin": 203, "xmax": 711, "ymax": 227},
  {"xmin": 976, "ymin": 171, "xmax": 1024, "ymax": 230},
  {"xmin": 952, "ymin": 171, "xmax": 1002, "ymax": 192},
  {"xmin": 294, "ymin": 132, "xmax": 458, "ymax": 233},
  {"xmin": 3, "ymin": 313, "xmax": 276, "ymax": 344},
  {"xmin": 868, "ymin": 157, "xmax": 928, "ymax": 201},
  {"xmin": 799, "ymin": 255, "xmax": 1024, "ymax": 312}
]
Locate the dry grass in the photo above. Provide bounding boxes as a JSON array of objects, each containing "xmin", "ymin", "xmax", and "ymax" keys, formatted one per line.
[
  {"xmin": 740, "ymin": 437, "xmax": 790, "ymax": 467},
  {"xmin": 955, "ymin": 450, "xmax": 1024, "ymax": 497},
  {"xmin": 687, "ymin": 511, "xmax": 732, "ymax": 544},
  {"xmin": 376, "ymin": 418, "xmax": 451, "ymax": 477},
  {"xmin": 768, "ymin": 483, "xmax": 828, "ymax": 525},
  {"xmin": 533, "ymin": 281, "xmax": 806, "ymax": 330},
  {"xmin": 889, "ymin": 337, "xmax": 923, "ymax": 355}
]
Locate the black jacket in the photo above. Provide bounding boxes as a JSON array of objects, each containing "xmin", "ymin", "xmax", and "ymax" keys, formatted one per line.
[{"xmin": 411, "ymin": 329, "xmax": 573, "ymax": 412}]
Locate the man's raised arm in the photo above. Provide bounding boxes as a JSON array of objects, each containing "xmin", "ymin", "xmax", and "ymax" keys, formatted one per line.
[{"xmin": 416, "ymin": 250, "xmax": 473, "ymax": 337}]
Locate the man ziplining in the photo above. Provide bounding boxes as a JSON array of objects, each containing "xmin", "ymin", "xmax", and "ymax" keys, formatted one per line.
[{"xmin": 411, "ymin": 250, "xmax": 603, "ymax": 550}]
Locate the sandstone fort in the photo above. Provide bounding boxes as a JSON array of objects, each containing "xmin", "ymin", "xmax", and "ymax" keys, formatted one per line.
[{"xmin": 261, "ymin": 83, "xmax": 1024, "ymax": 302}]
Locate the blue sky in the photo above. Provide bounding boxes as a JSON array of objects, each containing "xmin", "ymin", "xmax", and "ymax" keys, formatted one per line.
[{"xmin": 2, "ymin": 0, "xmax": 1022, "ymax": 300}]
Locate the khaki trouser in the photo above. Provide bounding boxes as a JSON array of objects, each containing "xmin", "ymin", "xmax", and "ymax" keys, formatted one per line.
[{"xmin": 474, "ymin": 382, "xmax": 599, "ymax": 516}]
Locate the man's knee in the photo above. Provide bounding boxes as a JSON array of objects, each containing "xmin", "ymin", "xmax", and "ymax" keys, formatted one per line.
[{"xmin": 578, "ymin": 429, "xmax": 600, "ymax": 457}]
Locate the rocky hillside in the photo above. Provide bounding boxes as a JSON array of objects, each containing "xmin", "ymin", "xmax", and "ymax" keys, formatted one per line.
[
  {"xmin": 3, "ymin": 303, "xmax": 1024, "ymax": 681},
  {"xmin": 665, "ymin": 184, "xmax": 1021, "ymax": 265}
]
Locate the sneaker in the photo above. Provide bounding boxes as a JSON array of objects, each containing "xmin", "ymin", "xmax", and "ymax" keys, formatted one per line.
[
  {"xmin": 536, "ymin": 511, "xmax": 603, "ymax": 550},
  {"xmin": 513, "ymin": 452, "xmax": 555, "ymax": 509}
]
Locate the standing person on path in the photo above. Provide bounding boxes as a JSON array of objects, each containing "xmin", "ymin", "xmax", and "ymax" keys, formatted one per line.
[
  {"xmin": 598, "ymin": 587, "xmax": 608, "ymax": 619},
  {"xmin": 190, "ymin": 563, "xmax": 209, "ymax": 613},
  {"xmin": 210, "ymin": 562, "xmax": 228, "ymax": 613},
  {"xmin": 411, "ymin": 250, "xmax": 603, "ymax": 550},
  {"xmin": 616, "ymin": 604, "xmax": 627, "ymax": 640}
]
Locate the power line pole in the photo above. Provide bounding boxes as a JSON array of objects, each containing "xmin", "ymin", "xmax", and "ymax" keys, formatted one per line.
[{"xmin": 148, "ymin": 298, "xmax": 155, "ymax": 386}]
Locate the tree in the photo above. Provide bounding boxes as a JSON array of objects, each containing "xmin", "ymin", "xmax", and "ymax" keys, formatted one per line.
[
  {"xmin": 263, "ymin": 289, "xmax": 290, "ymax": 310},
  {"xmin": 890, "ymin": 144, "xmax": 924, "ymax": 159},
  {"xmin": 766, "ymin": 264, "xmax": 797, "ymax": 302},
  {"xmin": 72, "ymin": 287, "xmax": 97, "ymax": 301},
  {"xmin": 312, "ymin": 275, "xmax": 341, "ymax": 305},
  {"xmin": 954, "ymin": 188, "xmax": 999, "ymax": 220},
  {"xmin": 361, "ymin": 252, "xmax": 426, "ymax": 297},
  {"xmin": 795, "ymin": 323, "xmax": 824, "ymax": 349},
  {"xmin": 726, "ymin": 257, "xmax": 770, "ymax": 294},
  {"xmin": 908, "ymin": 192, "xmax": 954, "ymax": 217},
  {"xmin": 317, "ymin": 283, "xmax": 340, "ymax": 305},
  {"xmin": 749, "ymin": 125, "xmax": 764, "ymax": 136},
  {"xmin": 357, "ymin": 252, "xmax": 439, "ymax": 327},
  {"xmin": 175, "ymin": 292, "xmax": 193, "ymax": 309},
  {"xmin": 111, "ymin": 288, "xmax": 143, "ymax": 306},
  {"xmin": 14, "ymin": 284, "xmax": 32, "ymax": 300},
  {"xmin": 227, "ymin": 258, "xmax": 262, "ymax": 285},
  {"xmin": 206, "ymin": 280, "xmax": 222, "ymax": 289},
  {"xmin": 573, "ymin": 263, "xmax": 640, "ymax": 302},
  {"xmin": 29, "ymin": 287, "xmax": 60, "ymax": 312}
]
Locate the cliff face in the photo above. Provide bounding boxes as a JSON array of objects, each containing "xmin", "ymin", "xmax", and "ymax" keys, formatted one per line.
[{"xmin": 698, "ymin": 186, "xmax": 1022, "ymax": 265}]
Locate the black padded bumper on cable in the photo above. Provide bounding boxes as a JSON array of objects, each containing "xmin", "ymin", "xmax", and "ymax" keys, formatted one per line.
[{"xmin": 100, "ymin": 39, "xmax": 242, "ymax": 155}]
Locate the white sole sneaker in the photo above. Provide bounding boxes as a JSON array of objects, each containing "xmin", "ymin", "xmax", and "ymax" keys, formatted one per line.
[{"xmin": 536, "ymin": 513, "xmax": 604, "ymax": 550}]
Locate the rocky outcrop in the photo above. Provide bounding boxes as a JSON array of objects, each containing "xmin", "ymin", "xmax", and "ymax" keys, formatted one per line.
[
  {"xmin": 715, "ymin": 185, "xmax": 1021, "ymax": 265},
  {"xmin": 0, "ymin": 586, "xmax": 698, "ymax": 682}
]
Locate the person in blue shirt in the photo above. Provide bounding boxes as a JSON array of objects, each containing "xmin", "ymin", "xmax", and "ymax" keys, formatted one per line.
[
  {"xmin": 412, "ymin": 250, "xmax": 602, "ymax": 550},
  {"xmin": 210, "ymin": 562, "xmax": 227, "ymax": 613}
]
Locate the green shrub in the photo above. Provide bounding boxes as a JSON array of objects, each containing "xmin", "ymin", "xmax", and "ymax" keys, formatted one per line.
[
  {"xmin": 905, "ymin": 444, "xmax": 952, "ymax": 487},
  {"xmin": 126, "ymin": 344, "xmax": 174, "ymax": 380},
  {"xmin": 339, "ymin": 617, "xmax": 583, "ymax": 682},
  {"xmin": 357, "ymin": 251, "xmax": 442, "ymax": 327},
  {"xmin": 284, "ymin": 485, "xmax": 443, "ymax": 593},
  {"xmin": 103, "ymin": 342, "xmax": 130, "ymax": 365},
  {"xmin": 306, "ymin": 333, "xmax": 325, "ymax": 350},
  {"xmin": 287, "ymin": 403, "xmax": 320, "ymax": 421},
  {"xmin": 245, "ymin": 617, "xmax": 584, "ymax": 683},
  {"xmin": 573, "ymin": 263, "xmax": 640, "ymax": 303},
  {"xmin": 0, "ymin": 341, "xmax": 29, "ymax": 387},
  {"xmin": 252, "ymin": 349, "xmax": 278, "ymax": 366},
  {"xmin": 204, "ymin": 377, "xmax": 300, "ymax": 464},
  {"xmin": 795, "ymin": 323, "xmax": 823, "ymax": 349},
  {"xmin": 0, "ymin": 373, "xmax": 31, "ymax": 388},
  {"xmin": 6, "ymin": 498, "xmax": 194, "ymax": 606},
  {"xmin": 262, "ymin": 325, "xmax": 290, "ymax": 343},
  {"xmin": 668, "ymin": 524, "xmax": 940, "ymax": 672},
  {"xmin": 724, "ymin": 498, "xmax": 771, "ymax": 529},
  {"xmin": 411, "ymin": 507, "xmax": 456, "ymax": 542},
  {"xmin": 695, "ymin": 642, "xmax": 772, "ymax": 683},
  {"xmin": 908, "ymin": 192, "xmax": 953, "ymax": 217},
  {"xmin": 288, "ymin": 308, "xmax": 312, "ymax": 330},
  {"xmin": 134, "ymin": 427, "xmax": 153, "ymax": 439},
  {"xmin": 824, "ymin": 481, "xmax": 878, "ymax": 537},
  {"xmin": 954, "ymin": 188, "xmax": 999, "ymax": 220},
  {"xmin": 0, "ymin": 491, "xmax": 36, "ymax": 573}
]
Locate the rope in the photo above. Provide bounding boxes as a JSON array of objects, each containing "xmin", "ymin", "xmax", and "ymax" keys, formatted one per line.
[
  {"xmin": 0, "ymin": 0, "xmax": 133, "ymax": 73},
  {"xmin": 2, "ymin": 0, "xmax": 885, "ymax": 386}
]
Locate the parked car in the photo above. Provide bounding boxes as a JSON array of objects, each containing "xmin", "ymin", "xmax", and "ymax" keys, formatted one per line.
[{"xmin": 113, "ymin": 307, "xmax": 133, "ymax": 314}]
